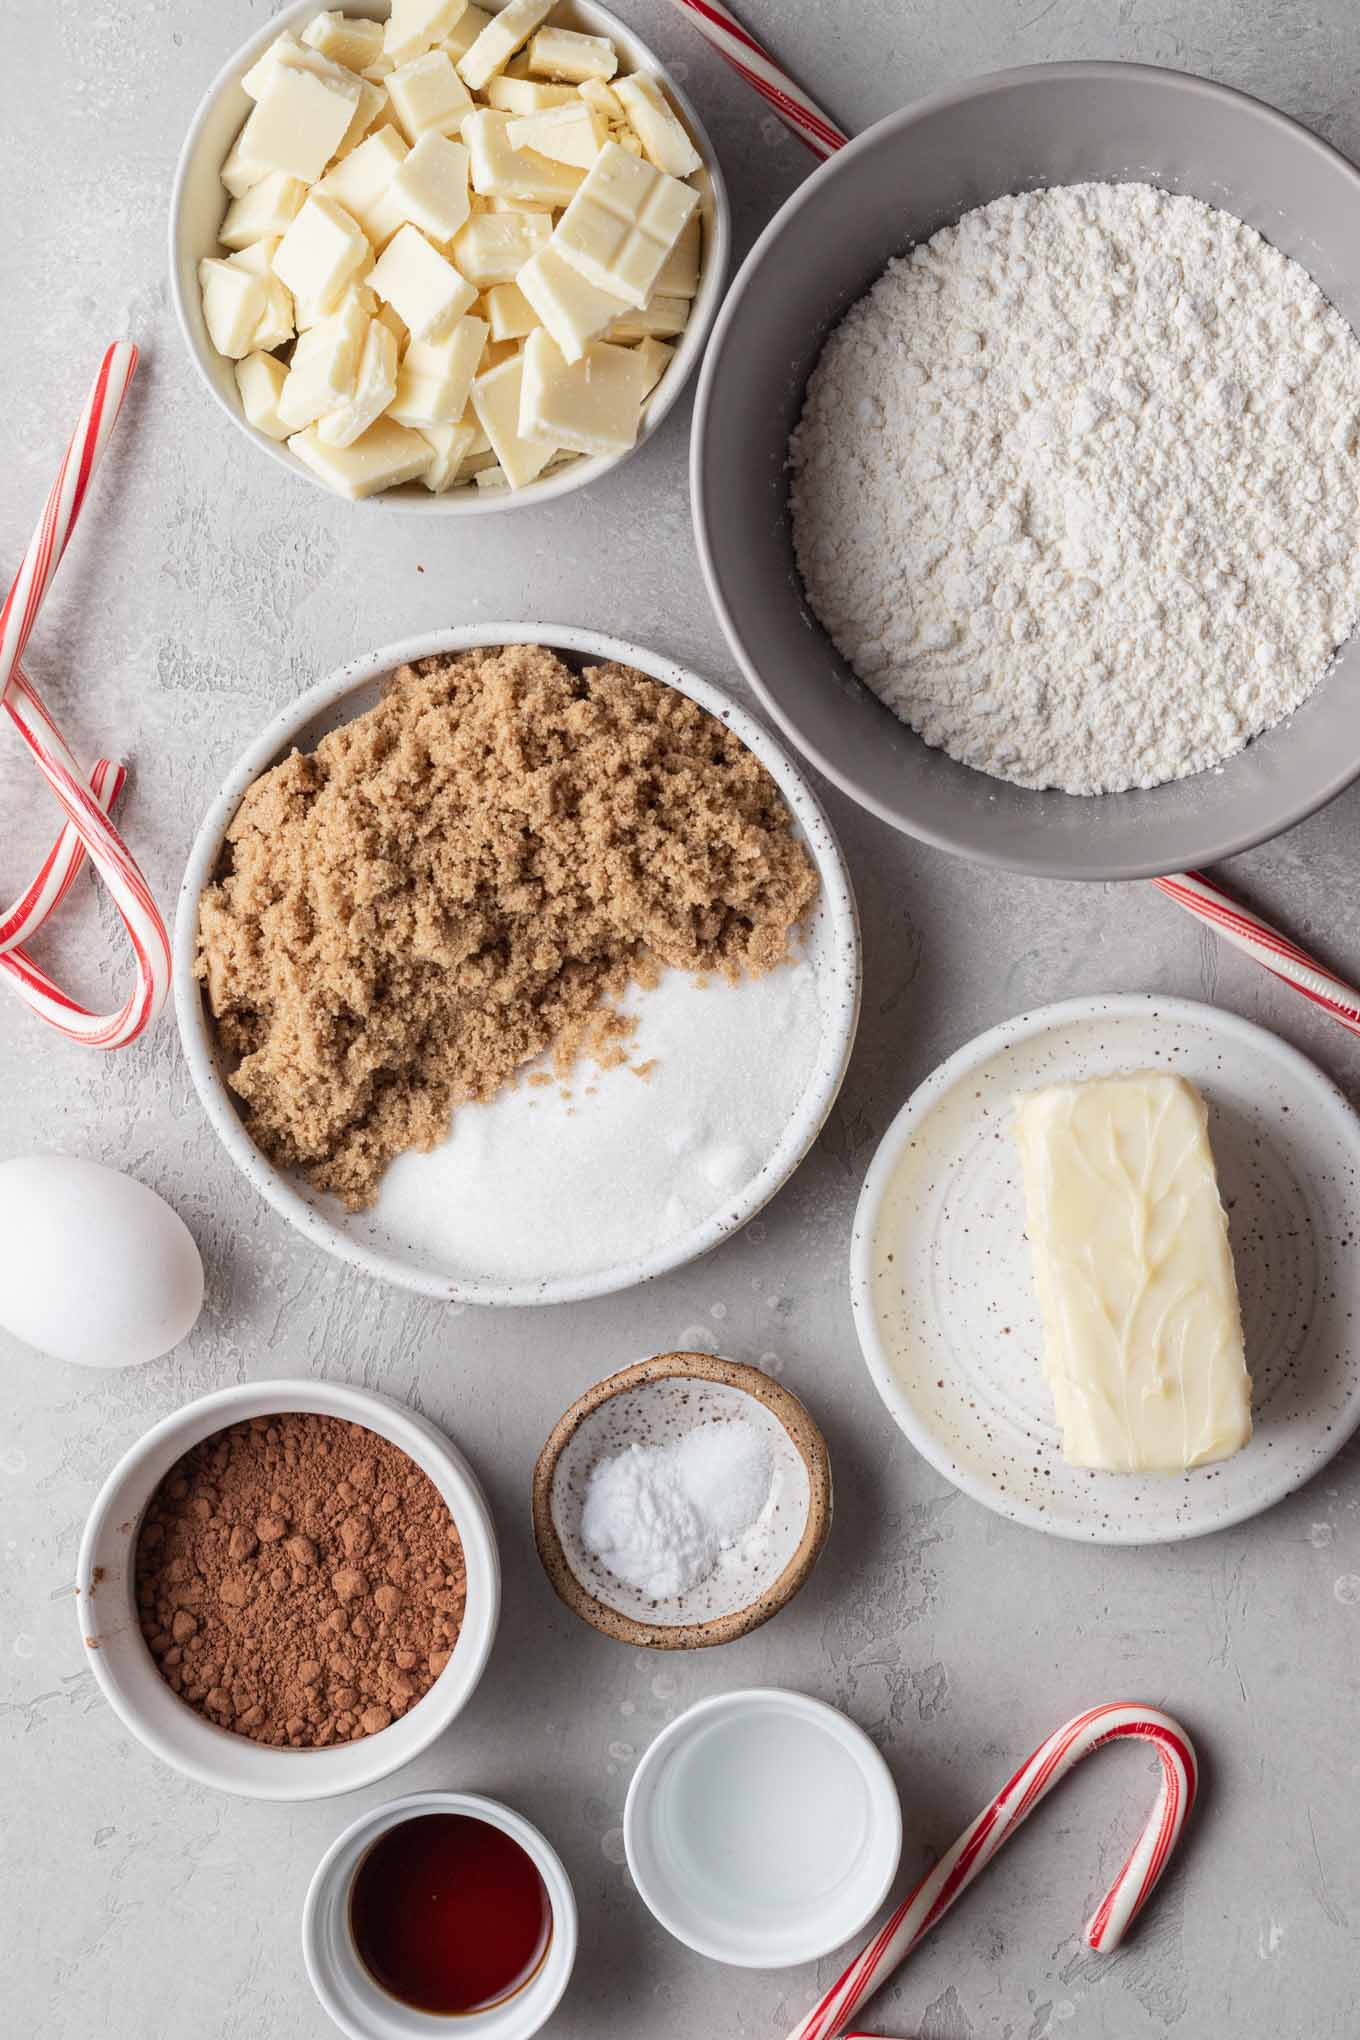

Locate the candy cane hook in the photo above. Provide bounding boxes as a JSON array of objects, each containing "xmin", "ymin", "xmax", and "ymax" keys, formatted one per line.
[{"xmin": 786, "ymin": 1703, "xmax": 1197, "ymax": 2040}]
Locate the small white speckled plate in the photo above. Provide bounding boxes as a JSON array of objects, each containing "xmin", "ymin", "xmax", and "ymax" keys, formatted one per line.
[{"xmin": 851, "ymin": 993, "xmax": 1360, "ymax": 1544}]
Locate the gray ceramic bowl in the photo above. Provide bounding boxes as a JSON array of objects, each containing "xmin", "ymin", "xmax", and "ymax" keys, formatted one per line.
[{"xmin": 692, "ymin": 62, "xmax": 1360, "ymax": 879}]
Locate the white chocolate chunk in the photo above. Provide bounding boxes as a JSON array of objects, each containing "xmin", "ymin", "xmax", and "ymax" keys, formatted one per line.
[
  {"xmin": 457, "ymin": 0, "xmax": 553, "ymax": 92},
  {"xmin": 273, "ymin": 194, "xmax": 370, "ymax": 316},
  {"xmin": 391, "ymin": 313, "xmax": 488, "ymax": 421},
  {"xmin": 219, "ymin": 170, "xmax": 307, "ymax": 249},
  {"xmin": 317, "ymin": 317, "xmax": 399, "ymax": 445},
  {"xmin": 315, "ymin": 126, "xmax": 409, "ymax": 246},
  {"xmin": 461, "ymin": 107, "xmax": 584, "ymax": 207},
  {"xmin": 385, "ymin": 0, "xmax": 464, "ymax": 66},
  {"xmin": 516, "ymin": 243, "xmax": 627, "ymax": 362},
  {"xmin": 375, "ymin": 299, "xmax": 410, "ymax": 352},
  {"xmin": 439, "ymin": 4, "xmax": 490, "ymax": 62},
  {"xmin": 369, "ymin": 222, "xmax": 476, "ymax": 338},
  {"xmin": 235, "ymin": 350, "xmax": 291, "ymax": 437},
  {"xmin": 1013, "ymin": 1074, "xmax": 1253, "ymax": 1473},
  {"xmin": 607, "ymin": 294, "xmax": 689, "ymax": 341},
  {"xmin": 550, "ymin": 141, "xmax": 697, "ymax": 308},
  {"xmin": 386, "ymin": 49, "xmax": 473, "ymax": 142},
  {"xmin": 633, "ymin": 335, "xmax": 674, "ymax": 397},
  {"xmin": 333, "ymin": 77, "xmax": 389, "ymax": 159},
  {"xmin": 221, "ymin": 124, "xmax": 269, "ymax": 199},
  {"xmin": 653, "ymin": 208, "xmax": 701, "ymax": 297},
  {"xmin": 451, "ymin": 209, "xmax": 550, "ymax": 285},
  {"xmin": 470, "ymin": 352, "xmax": 556, "ymax": 486},
  {"xmin": 289, "ymin": 415, "xmax": 433, "ymax": 496},
  {"xmin": 507, "ymin": 98, "xmax": 606, "ymax": 169},
  {"xmin": 303, "ymin": 12, "xmax": 386, "ymax": 72},
  {"xmin": 612, "ymin": 72, "xmax": 701, "ymax": 178},
  {"xmin": 240, "ymin": 33, "xmax": 297, "ymax": 101},
  {"xmin": 483, "ymin": 75, "xmax": 576, "ymax": 114},
  {"xmin": 294, "ymin": 277, "xmax": 378, "ymax": 333},
  {"xmin": 577, "ymin": 76, "xmax": 623, "ymax": 122},
  {"xmin": 519, "ymin": 328, "xmax": 645, "ymax": 454},
  {"xmin": 278, "ymin": 291, "xmax": 370, "ymax": 427},
  {"xmin": 474, "ymin": 463, "xmax": 509, "ymax": 488},
  {"xmin": 198, "ymin": 258, "xmax": 266, "ymax": 358},
  {"xmin": 418, "ymin": 417, "xmax": 477, "ymax": 489},
  {"xmin": 486, "ymin": 194, "xmax": 550, "ymax": 215},
  {"xmin": 229, "ymin": 240, "xmax": 296, "ymax": 350},
  {"xmin": 390, "ymin": 132, "xmax": 471, "ymax": 242},
  {"xmin": 237, "ymin": 47, "xmax": 361, "ymax": 182},
  {"xmin": 527, "ymin": 25, "xmax": 617, "ymax": 81},
  {"xmin": 485, "ymin": 280, "xmax": 539, "ymax": 340}
]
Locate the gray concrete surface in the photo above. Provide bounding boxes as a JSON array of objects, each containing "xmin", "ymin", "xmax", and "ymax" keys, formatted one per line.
[{"xmin": 5, "ymin": 2, "xmax": 1360, "ymax": 2035}]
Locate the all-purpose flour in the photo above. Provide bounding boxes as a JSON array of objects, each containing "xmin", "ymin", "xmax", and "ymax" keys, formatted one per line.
[{"xmin": 790, "ymin": 182, "xmax": 1360, "ymax": 794}]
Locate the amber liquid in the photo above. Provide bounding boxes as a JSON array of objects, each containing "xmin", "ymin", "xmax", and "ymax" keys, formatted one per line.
[{"xmin": 349, "ymin": 1813, "xmax": 552, "ymax": 2016}]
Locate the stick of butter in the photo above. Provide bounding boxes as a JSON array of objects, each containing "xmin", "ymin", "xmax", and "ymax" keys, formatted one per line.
[{"xmin": 1013, "ymin": 1073, "xmax": 1252, "ymax": 1473}]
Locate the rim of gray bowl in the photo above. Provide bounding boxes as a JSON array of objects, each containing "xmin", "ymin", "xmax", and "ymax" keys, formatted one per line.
[
  {"xmin": 691, "ymin": 60, "xmax": 1360, "ymax": 879},
  {"xmin": 169, "ymin": 0, "xmax": 730, "ymax": 516}
]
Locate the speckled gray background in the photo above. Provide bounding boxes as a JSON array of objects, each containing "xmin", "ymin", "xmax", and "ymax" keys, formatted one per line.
[{"xmin": 5, "ymin": 3, "xmax": 1360, "ymax": 2036}]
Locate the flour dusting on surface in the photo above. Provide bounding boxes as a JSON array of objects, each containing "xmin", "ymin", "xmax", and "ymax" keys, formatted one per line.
[{"xmin": 790, "ymin": 182, "xmax": 1360, "ymax": 794}]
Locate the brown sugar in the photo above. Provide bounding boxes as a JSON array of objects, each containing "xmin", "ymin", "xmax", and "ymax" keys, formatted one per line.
[
  {"xmin": 134, "ymin": 1414, "xmax": 465, "ymax": 1749},
  {"xmin": 195, "ymin": 645, "xmax": 818, "ymax": 1208}
]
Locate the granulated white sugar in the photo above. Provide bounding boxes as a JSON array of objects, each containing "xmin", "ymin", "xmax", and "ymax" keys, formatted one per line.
[
  {"xmin": 371, "ymin": 960, "xmax": 821, "ymax": 1282},
  {"xmin": 790, "ymin": 181, "xmax": 1360, "ymax": 795}
]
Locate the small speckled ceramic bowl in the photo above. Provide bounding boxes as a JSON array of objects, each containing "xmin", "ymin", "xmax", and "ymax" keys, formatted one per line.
[
  {"xmin": 532, "ymin": 1352, "xmax": 832, "ymax": 1648},
  {"xmin": 175, "ymin": 625, "xmax": 861, "ymax": 1306}
]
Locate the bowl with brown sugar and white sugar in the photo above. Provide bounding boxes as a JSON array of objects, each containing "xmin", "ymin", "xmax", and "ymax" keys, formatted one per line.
[
  {"xmin": 76, "ymin": 1378, "xmax": 499, "ymax": 1800},
  {"xmin": 174, "ymin": 625, "xmax": 861, "ymax": 1305}
]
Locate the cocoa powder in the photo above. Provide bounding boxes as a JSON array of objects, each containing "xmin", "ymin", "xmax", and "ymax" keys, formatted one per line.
[{"xmin": 134, "ymin": 1413, "xmax": 465, "ymax": 1748}]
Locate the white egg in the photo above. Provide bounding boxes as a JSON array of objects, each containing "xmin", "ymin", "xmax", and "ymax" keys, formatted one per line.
[{"xmin": 0, "ymin": 1155, "xmax": 204, "ymax": 1369}]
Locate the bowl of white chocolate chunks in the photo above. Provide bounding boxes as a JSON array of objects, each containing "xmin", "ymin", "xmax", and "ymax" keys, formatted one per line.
[{"xmin": 171, "ymin": 0, "xmax": 728, "ymax": 507}]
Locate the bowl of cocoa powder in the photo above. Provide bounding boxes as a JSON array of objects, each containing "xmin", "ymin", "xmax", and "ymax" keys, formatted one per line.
[{"xmin": 76, "ymin": 1379, "xmax": 499, "ymax": 1799}]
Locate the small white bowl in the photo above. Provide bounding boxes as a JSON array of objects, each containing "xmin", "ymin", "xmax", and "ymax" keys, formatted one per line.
[
  {"xmin": 303, "ymin": 1791, "xmax": 577, "ymax": 2040},
  {"xmin": 169, "ymin": 0, "xmax": 730, "ymax": 514},
  {"xmin": 624, "ymin": 1687, "xmax": 901, "ymax": 1968},
  {"xmin": 173, "ymin": 624, "xmax": 861, "ymax": 1306},
  {"xmin": 76, "ymin": 1378, "xmax": 500, "ymax": 1801}
]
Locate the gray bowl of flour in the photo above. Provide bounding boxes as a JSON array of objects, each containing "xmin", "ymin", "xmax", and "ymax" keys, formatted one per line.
[{"xmin": 693, "ymin": 61, "xmax": 1360, "ymax": 879}]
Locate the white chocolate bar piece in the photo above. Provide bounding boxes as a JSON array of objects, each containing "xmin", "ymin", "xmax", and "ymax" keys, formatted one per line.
[
  {"xmin": 483, "ymin": 75, "xmax": 577, "ymax": 114},
  {"xmin": 317, "ymin": 317, "xmax": 399, "ymax": 445},
  {"xmin": 278, "ymin": 290, "xmax": 370, "ymax": 428},
  {"xmin": 613, "ymin": 72, "xmax": 701, "ymax": 178},
  {"xmin": 389, "ymin": 313, "xmax": 487, "ymax": 422},
  {"xmin": 315, "ymin": 126, "xmax": 409, "ymax": 246},
  {"xmin": 289, "ymin": 414, "xmax": 433, "ymax": 496},
  {"xmin": 418, "ymin": 417, "xmax": 478, "ymax": 489},
  {"xmin": 303, "ymin": 12, "xmax": 386, "ymax": 73},
  {"xmin": 439, "ymin": 4, "xmax": 491, "ymax": 63},
  {"xmin": 273, "ymin": 194, "xmax": 370, "ymax": 317},
  {"xmin": 1013, "ymin": 1073, "xmax": 1252, "ymax": 1473},
  {"xmin": 484, "ymin": 280, "xmax": 539, "ymax": 340},
  {"xmin": 633, "ymin": 335, "xmax": 674, "ymax": 397},
  {"xmin": 457, "ymin": 0, "xmax": 554, "ymax": 92},
  {"xmin": 386, "ymin": 49, "xmax": 474, "ymax": 141},
  {"xmin": 607, "ymin": 294, "xmax": 689, "ymax": 341},
  {"xmin": 519, "ymin": 328, "xmax": 646, "ymax": 454},
  {"xmin": 219, "ymin": 170, "xmax": 307, "ymax": 250},
  {"xmin": 369, "ymin": 222, "xmax": 476, "ymax": 338},
  {"xmin": 451, "ymin": 208, "xmax": 550, "ymax": 285},
  {"xmin": 653, "ymin": 208, "xmax": 701, "ymax": 297},
  {"xmin": 235, "ymin": 350, "xmax": 291, "ymax": 437},
  {"xmin": 527, "ymin": 25, "xmax": 617, "ymax": 81},
  {"xmin": 237, "ymin": 46, "xmax": 362, "ymax": 182},
  {"xmin": 198, "ymin": 258, "xmax": 266, "ymax": 358},
  {"xmin": 516, "ymin": 243, "xmax": 627, "ymax": 362},
  {"xmin": 550, "ymin": 140, "xmax": 698, "ymax": 308},
  {"xmin": 461, "ymin": 107, "xmax": 584, "ymax": 207},
  {"xmin": 507, "ymin": 98, "xmax": 607, "ymax": 168},
  {"xmin": 390, "ymin": 132, "xmax": 471, "ymax": 242},
  {"xmin": 470, "ymin": 352, "xmax": 557, "ymax": 486},
  {"xmin": 385, "ymin": 0, "xmax": 464, "ymax": 67}
]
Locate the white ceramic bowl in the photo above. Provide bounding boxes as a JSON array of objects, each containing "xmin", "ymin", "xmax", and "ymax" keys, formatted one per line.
[
  {"xmin": 624, "ymin": 1687, "xmax": 902, "ymax": 1968},
  {"xmin": 76, "ymin": 1378, "xmax": 500, "ymax": 1800},
  {"xmin": 174, "ymin": 625, "xmax": 862, "ymax": 1305},
  {"xmin": 170, "ymin": 0, "xmax": 729, "ymax": 513},
  {"xmin": 303, "ymin": 1790, "xmax": 577, "ymax": 2040}
]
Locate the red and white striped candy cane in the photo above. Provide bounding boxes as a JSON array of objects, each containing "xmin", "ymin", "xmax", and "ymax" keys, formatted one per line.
[
  {"xmin": 1154, "ymin": 869, "xmax": 1360, "ymax": 1039},
  {"xmin": 0, "ymin": 342, "xmax": 170, "ymax": 1048},
  {"xmin": 786, "ymin": 1703, "xmax": 1197, "ymax": 2040},
  {"xmin": 661, "ymin": 0, "xmax": 848, "ymax": 158}
]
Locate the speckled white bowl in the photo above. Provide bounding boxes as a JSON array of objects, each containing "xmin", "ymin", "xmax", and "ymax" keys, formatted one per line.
[
  {"xmin": 852, "ymin": 993, "xmax": 1360, "ymax": 1543},
  {"xmin": 170, "ymin": 0, "xmax": 729, "ymax": 514},
  {"xmin": 76, "ymin": 1378, "xmax": 500, "ymax": 1800},
  {"xmin": 174, "ymin": 625, "xmax": 861, "ymax": 1305}
]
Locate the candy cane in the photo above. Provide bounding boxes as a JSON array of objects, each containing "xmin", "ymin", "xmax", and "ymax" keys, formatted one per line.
[
  {"xmin": 0, "ymin": 343, "xmax": 169, "ymax": 1048},
  {"xmin": 786, "ymin": 1704, "xmax": 1197, "ymax": 2040},
  {"xmin": 660, "ymin": 0, "xmax": 848, "ymax": 158}
]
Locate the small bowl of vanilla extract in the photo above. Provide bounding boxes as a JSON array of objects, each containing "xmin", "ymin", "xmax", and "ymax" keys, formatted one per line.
[{"xmin": 303, "ymin": 1791, "xmax": 578, "ymax": 2039}]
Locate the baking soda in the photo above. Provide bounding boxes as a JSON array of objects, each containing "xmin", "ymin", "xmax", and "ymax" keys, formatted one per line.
[{"xmin": 581, "ymin": 1419, "xmax": 774, "ymax": 1600}]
